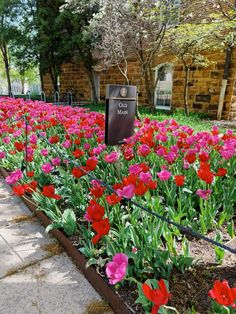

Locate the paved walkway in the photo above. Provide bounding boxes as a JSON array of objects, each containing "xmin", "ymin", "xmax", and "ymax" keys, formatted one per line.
[{"xmin": 0, "ymin": 177, "xmax": 113, "ymax": 314}]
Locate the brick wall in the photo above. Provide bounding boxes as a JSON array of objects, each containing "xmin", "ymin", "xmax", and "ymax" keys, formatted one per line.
[
  {"xmin": 229, "ymin": 50, "xmax": 236, "ymax": 120},
  {"xmin": 171, "ymin": 49, "xmax": 236, "ymax": 119},
  {"xmin": 42, "ymin": 47, "xmax": 236, "ymax": 119}
]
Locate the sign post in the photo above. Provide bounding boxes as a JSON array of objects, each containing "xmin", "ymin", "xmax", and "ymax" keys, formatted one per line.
[{"xmin": 105, "ymin": 84, "xmax": 137, "ymax": 145}]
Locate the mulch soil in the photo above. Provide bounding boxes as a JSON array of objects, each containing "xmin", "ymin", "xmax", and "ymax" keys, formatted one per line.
[{"xmin": 69, "ymin": 227, "xmax": 236, "ymax": 314}]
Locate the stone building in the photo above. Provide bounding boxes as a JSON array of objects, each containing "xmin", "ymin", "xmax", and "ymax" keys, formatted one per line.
[{"xmin": 42, "ymin": 1, "xmax": 236, "ymax": 120}]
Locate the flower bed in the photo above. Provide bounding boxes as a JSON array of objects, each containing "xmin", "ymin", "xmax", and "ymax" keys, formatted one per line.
[{"xmin": 0, "ymin": 97, "xmax": 236, "ymax": 313}]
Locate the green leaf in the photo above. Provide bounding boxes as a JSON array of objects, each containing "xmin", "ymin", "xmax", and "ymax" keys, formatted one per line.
[
  {"xmin": 62, "ymin": 209, "xmax": 77, "ymax": 236},
  {"xmin": 182, "ymin": 188, "xmax": 193, "ymax": 194},
  {"xmin": 86, "ymin": 258, "xmax": 98, "ymax": 269},
  {"xmin": 45, "ymin": 223, "xmax": 61, "ymax": 233},
  {"xmin": 214, "ymin": 232, "xmax": 225, "ymax": 264},
  {"xmin": 227, "ymin": 220, "xmax": 235, "ymax": 239}
]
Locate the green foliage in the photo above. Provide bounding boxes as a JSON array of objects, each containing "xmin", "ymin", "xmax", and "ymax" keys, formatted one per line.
[
  {"xmin": 228, "ymin": 220, "xmax": 235, "ymax": 239},
  {"xmin": 214, "ymin": 232, "xmax": 225, "ymax": 264},
  {"xmin": 0, "ymin": 0, "xmax": 37, "ymax": 93},
  {"xmin": 45, "ymin": 208, "xmax": 77, "ymax": 236},
  {"xmin": 35, "ymin": 0, "xmax": 66, "ymax": 91},
  {"xmin": 59, "ymin": 0, "xmax": 100, "ymax": 102},
  {"xmin": 211, "ymin": 300, "xmax": 232, "ymax": 314}
]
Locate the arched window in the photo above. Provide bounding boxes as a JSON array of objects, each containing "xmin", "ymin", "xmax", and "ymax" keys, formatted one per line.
[{"xmin": 155, "ymin": 63, "xmax": 173, "ymax": 110}]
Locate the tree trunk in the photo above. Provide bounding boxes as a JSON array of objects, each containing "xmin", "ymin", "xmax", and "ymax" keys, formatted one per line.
[
  {"xmin": 49, "ymin": 69, "xmax": 58, "ymax": 93},
  {"xmin": 144, "ymin": 71, "xmax": 153, "ymax": 110},
  {"xmin": 1, "ymin": 42, "xmax": 11, "ymax": 96},
  {"xmin": 39, "ymin": 62, "xmax": 45, "ymax": 92},
  {"xmin": 87, "ymin": 70, "xmax": 98, "ymax": 105},
  {"xmin": 21, "ymin": 77, "xmax": 25, "ymax": 94},
  {"xmin": 183, "ymin": 66, "xmax": 190, "ymax": 116}
]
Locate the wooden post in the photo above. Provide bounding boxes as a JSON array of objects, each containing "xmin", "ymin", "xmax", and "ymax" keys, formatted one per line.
[{"xmin": 217, "ymin": 45, "xmax": 232, "ymax": 120}]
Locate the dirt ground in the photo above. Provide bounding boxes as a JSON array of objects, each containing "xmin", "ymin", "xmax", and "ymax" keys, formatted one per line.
[{"xmin": 169, "ymin": 233, "xmax": 236, "ymax": 313}]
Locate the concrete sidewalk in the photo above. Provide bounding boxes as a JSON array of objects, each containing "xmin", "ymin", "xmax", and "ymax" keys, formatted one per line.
[{"xmin": 0, "ymin": 177, "xmax": 113, "ymax": 314}]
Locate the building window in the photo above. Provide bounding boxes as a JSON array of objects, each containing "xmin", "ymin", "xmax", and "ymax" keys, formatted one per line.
[{"xmin": 155, "ymin": 63, "xmax": 173, "ymax": 110}]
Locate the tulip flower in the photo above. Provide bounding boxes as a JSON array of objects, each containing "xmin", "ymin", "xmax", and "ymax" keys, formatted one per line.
[
  {"xmin": 42, "ymin": 163, "xmax": 53, "ymax": 174},
  {"xmin": 6, "ymin": 169, "xmax": 23, "ymax": 185},
  {"xmin": 41, "ymin": 185, "xmax": 61, "ymax": 200},
  {"xmin": 142, "ymin": 279, "xmax": 171, "ymax": 314},
  {"xmin": 208, "ymin": 280, "xmax": 236, "ymax": 308},
  {"xmin": 196, "ymin": 189, "xmax": 212, "ymax": 200},
  {"xmin": 174, "ymin": 175, "xmax": 185, "ymax": 187},
  {"xmin": 157, "ymin": 170, "xmax": 172, "ymax": 181},
  {"xmin": 104, "ymin": 151, "xmax": 119, "ymax": 163},
  {"xmin": 116, "ymin": 184, "xmax": 135, "ymax": 199},
  {"xmin": 92, "ymin": 218, "xmax": 110, "ymax": 244},
  {"xmin": 106, "ymin": 253, "xmax": 128, "ymax": 285}
]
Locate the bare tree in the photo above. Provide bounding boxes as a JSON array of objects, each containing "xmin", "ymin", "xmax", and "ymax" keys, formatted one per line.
[{"xmin": 88, "ymin": 0, "xmax": 178, "ymax": 110}]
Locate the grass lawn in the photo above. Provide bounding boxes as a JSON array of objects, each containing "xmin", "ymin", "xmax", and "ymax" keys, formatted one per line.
[{"xmin": 82, "ymin": 102, "xmax": 214, "ymax": 132}]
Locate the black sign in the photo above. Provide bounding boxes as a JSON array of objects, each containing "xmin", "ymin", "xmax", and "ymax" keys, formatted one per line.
[{"xmin": 105, "ymin": 84, "xmax": 137, "ymax": 145}]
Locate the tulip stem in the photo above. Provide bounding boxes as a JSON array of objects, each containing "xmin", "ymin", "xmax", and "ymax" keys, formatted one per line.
[
  {"xmin": 126, "ymin": 277, "xmax": 140, "ymax": 285},
  {"xmin": 162, "ymin": 305, "xmax": 180, "ymax": 313},
  {"xmin": 22, "ymin": 195, "xmax": 37, "ymax": 207}
]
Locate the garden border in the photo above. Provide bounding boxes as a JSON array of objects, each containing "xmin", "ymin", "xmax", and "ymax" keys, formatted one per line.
[{"xmin": 0, "ymin": 167, "xmax": 132, "ymax": 314}]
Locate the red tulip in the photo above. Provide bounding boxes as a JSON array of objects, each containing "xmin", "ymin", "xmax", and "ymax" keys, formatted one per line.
[
  {"xmin": 41, "ymin": 185, "xmax": 61, "ymax": 200},
  {"xmin": 92, "ymin": 218, "xmax": 110, "ymax": 245},
  {"xmin": 85, "ymin": 200, "xmax": 105, "ymax": 222},
  {"xmin": 174, "ymin": 175, "xmax": 185, "ymax": 187},
  {"xmin": 86, "ymin": 158, "xmax": 98, "ymax": 171},
  {"xmin": 13, "ymin": 185, "xmax": 26, "ymax": 196},
  {"xmin": 72, "ymin": 167, "xmax": 86, "ymax": 178},
  {"xmin": 73, "ymin": 149, "xmax": 84, "ymax": 158},
  {"xmin": 106, "ymin": 193, "xmax": 122, "ymax": 205},
  {"xmin": 185, "ymin": 153, "xmax": 196, "ymax": 164},
  {"xmin": 146, "ymin": 180, "xmax": 157, "ymax": 190},
  {"xmin": 197, "ymin": 163, "xmax": 214, "ymax": 184},
  {"xmin": 134, "ymin": 181, "xmax": 149, "ymax": 196},
  {"xmin": 142, "ymin": 279, "xmax": 171, "ymax": 314},
  {"xmin": 27, "ymin": 171, "xmax": 34, "ymax": 178},
  {"xmin": 215, "ymin": 168, "xmax": 227, "ymax": 177},
  {"xmin": 49, "ymin": 135, "xmax": 59, "ymax": 144},
  {"xmin": 25, "ymin": 180, "xmax": 37, "ymax": 193},
  {"xmin": 208, "ymin": 280, "xmax": 236, "ymax": 308},
  {"xmin": 90, "ymin": 185, "xmax": 105, "ymax": 198},
  {"xmin": 14, "ymin": 141, "xmax": 24, "ymax": 152}
]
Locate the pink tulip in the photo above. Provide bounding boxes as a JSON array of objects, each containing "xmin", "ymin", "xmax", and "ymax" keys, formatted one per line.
[
  {"xmin": 157, "ymin": 170, "xmax": 172, "ymax": 181},
  {"xmin": 156, "ymin": 147, "xmax": 166, "ymax": 157},
  {"xmin": 0, "ymin": 151, "xmax": 5, "ymax": 159},
  {"xmin": 139, "ymin": 172, "xmax": 152, "ymax": 184},
  {"xmin": 6, "ymin": 169, "xmax": 23, "ymax": 185},
  {"xmin": 137, "ymin": 144, "xmax": 151, "ymax": 157},
  {"xmin": 42, "ymin": 163, "xmax": 53, "ymax": 173},
  {"xmin": 106, "ymin": 253, "xmax": 128, "ymax": 285},
  {"xmin": 196, "ymin": 189, "xmax": 212, "ymax": 200},
  {"xmin": 29, "ymin": 134, "xmax": 38, "ymax": 144},
  {"xmin": 104, "ymin": 151, "xmax": 119, "ymax": 163},
  {"xmin": 116, "ymin": 184, "xmax": 135, "ymax": 199},
  {"xmin": 84, "ymin": 143, "xmax": 91, "ymax": 150},
  {"xmin": 41, "ymin": 149, "xmax": 49, "ymax": 156},
  {"xmin": 3, "ymin": 136, "xmax": 10, "ymax": 144},
  {"xmin": 62, "ymin": 140, "xmax": 71, "ymax": 148},
  {"xmin": 52, "ymin": 157, "xmax": 61, "ymax": 166},
  {"xmin": 92, "ymin": 144, "xmax": 106, "ymax": 155},
  {"xmin": 13, "ymin": 130, "xmax": 22, "ymax": 137},
  {"xmin": 129, "ymin": 164, "xmax": 141, "ymax": 175}
]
